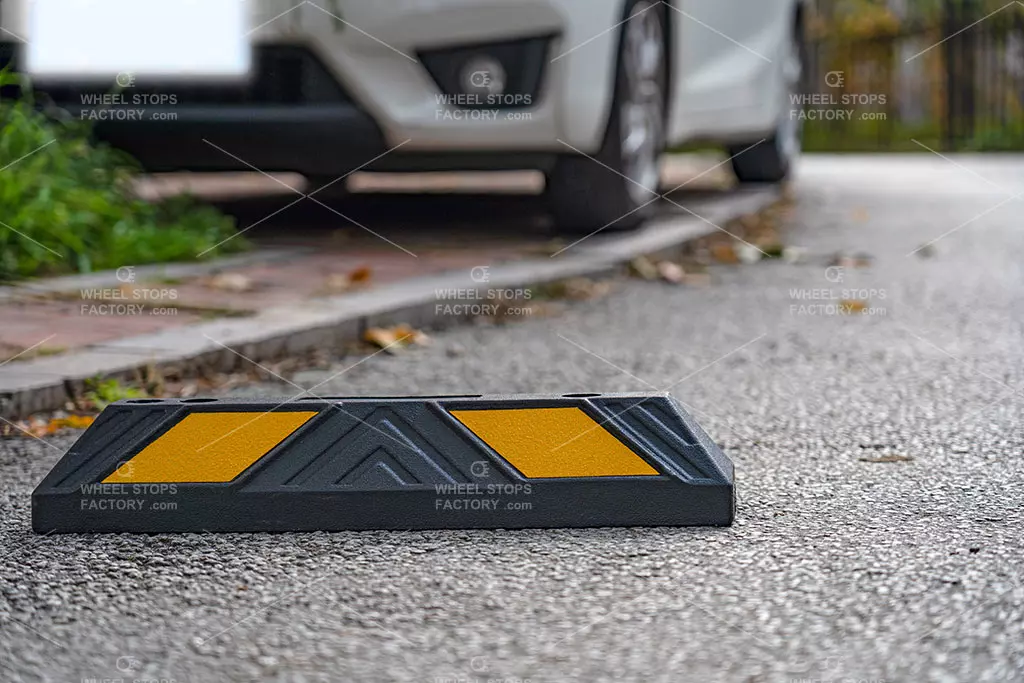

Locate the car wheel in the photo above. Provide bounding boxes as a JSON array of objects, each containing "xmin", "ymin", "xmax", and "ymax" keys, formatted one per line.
[
  {"xmin": 546, "ymin": 0, "xmax": 667, "ymax": 234},
  {"xmin": 729, "ymin": 19, "xmax": 804, "ymax": 183}
]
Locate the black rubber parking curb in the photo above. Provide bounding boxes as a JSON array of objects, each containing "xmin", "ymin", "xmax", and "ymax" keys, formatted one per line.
[{"xmin": 33, "ymin": 393, "xmax": 734, "ymax": 532}]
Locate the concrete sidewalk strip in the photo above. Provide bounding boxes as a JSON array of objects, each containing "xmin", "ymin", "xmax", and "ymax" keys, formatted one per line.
[{"xmin": 0, "ymin": 187, "xmax": 778, "ymax": 416}]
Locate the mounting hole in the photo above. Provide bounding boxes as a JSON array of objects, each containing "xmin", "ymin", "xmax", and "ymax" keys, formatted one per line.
[
  {"xmin": 180, "ymin": 398, "xmax": 217, "ymax": 403},
  {"xmin": 126, "ymin": 399, "xmax": 162, "ymax": 404},
  {"xmin": 563, "ymin": 393, "xmax": 601, "ymax": 398}
]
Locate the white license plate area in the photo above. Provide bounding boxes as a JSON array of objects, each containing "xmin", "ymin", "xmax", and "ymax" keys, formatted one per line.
[{"xmin": 26, "ymin": 0, "xmax": 250, "ymax": 78}]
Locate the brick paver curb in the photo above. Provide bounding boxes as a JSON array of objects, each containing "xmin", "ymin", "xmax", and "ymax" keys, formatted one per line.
[{"xmin": 0, "ymin": 248, "xmax": 313, "ymax": 302}]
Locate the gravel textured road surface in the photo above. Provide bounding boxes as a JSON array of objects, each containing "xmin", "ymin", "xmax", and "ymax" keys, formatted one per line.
[{"xmin": 3, "ymin": 156, "xmax": 1023, "ymax": 682}]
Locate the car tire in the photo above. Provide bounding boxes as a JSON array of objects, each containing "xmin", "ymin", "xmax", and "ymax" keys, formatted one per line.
[
  {"xmin": 729, "ymin": 18, "xmax": 805, "ymax": 183},
  {"xmin": 546, "ymin": 0, "xmax": 667, "ymax": 234}
]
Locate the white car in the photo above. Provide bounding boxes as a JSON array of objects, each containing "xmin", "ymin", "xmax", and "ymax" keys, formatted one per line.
[{"xmin": 1, "ymin": 0, "xmax": 807, "ymax": 231}]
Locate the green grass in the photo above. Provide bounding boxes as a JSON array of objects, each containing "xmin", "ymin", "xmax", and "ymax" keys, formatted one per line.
[
  {"xmin": 802, "ymin": 117, "xmax": 1024, "ymax": 153},
  {"xmin": 802, "ymin": 116, "xmax": 943, "ymax": 152},
  {"xmin": 0, "ymin": 70, "xmax": 246, "ymax": 281},
  {"xmin": 83, "ymin": 377, "xmax": 147, "ymax": 409},
  {"xmin": 674, "ymin": 116, "xmax": 1024, "ymax": 155}
]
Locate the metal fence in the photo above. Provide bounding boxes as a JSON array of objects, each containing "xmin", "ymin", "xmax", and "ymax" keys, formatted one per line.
[{"xmin": 804, "ymin": 0, "xmax": 1024, "ymax": 151}]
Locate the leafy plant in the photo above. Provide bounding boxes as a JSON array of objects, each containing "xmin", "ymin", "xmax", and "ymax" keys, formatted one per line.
[
  {"xmin": 0, "ymin": 70, "xmax": 246, "ymax": 281},
  {"xmin": 83, "ymin": 377, "xmax": 147, "ymax": 409},
  {"xmin": 965, "ymin": 126, "xmax": 1024, "ymax": 152}
]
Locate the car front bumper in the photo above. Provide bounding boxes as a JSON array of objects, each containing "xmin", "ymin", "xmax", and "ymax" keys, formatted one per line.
[{"xmin": 0, "ymin": 0, "xmax": 627, "ymax": 174}]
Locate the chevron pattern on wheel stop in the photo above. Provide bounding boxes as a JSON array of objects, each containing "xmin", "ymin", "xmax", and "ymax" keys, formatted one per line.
[{"xmin": 252, "ymin": 404, "xmax": 497, "ymax": 490}]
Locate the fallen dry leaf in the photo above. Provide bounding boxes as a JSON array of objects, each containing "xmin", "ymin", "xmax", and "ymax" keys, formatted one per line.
[
  {"xmin": 840, "ymin": 299, "xmax": 868, "ymax": 314},
  {"xmin": 563, "ymin": 277, "xmax": 611, "ymax": 300},
  {"xmin": 364, "ymin": 327, "xmax": 402, "ymax": 351},
  {"xmin": 656, "ymin": 261, "xmax": 686, "ymax": 284},
  {"xmin": 363, "ymin": 324, "xmax": 429, "ymax": 352},
  {"xmin": 26, "ymin": 418, "xmax": 49, "ymax": 437},
  {"xmin": 783, "ymin": 246, "xmax": 808, "ymax": 264},
  {"xmin": 2, "ymin": 414, "xmax": 99, "ymax": 438},
  {"xmin": 739, "ymin": 213, "xmax": 763, "ymax": 230},
  {"xmin": 859, "ymin": 454, "xmax": 914, "ymax": 463},
  {"xmin": 324, "ymin": 274, "xmax": 351, "ymax": 293},
  {"xmin": 207, "ymin": 272, "xmax": 253, "ymax": 293},
  {"xmin": 394, "ymin": 323, "xmax": 430, "ymax": 346},
  {"xmin": 710, "ymin": 243, "xmax": 740, "ymax": 264},
  {"xmin": 0, "ymin": 422, "xmax": 24, "ymax": 438},
  {"xmin": 49, "ymin": 415, "xmax": 97, "ymax": 431},
  {"xmin": 736, "ymin": 243, "xmax": 763, "ymax": 264},
  {"xmin": 349, "ymin": 266, "xmax": 373, "ymax": 285},
  {"xmin": 325, "ymin": 266, "xmax": 374, "ymax": 294},
  {"xmin": 830, "ymin": 252, "xmax": 874, "ymax": 269},
  {"xmin": 628, "ymin": 255, "xmax": 659, "ymax": 280}
]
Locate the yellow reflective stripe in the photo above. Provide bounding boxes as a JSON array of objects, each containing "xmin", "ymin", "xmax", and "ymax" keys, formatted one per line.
[
  {"xmin": 104, "ymin": 411, "xmax": 317, "ymax": 483},
  {"xmin": 450, "ymin": 407, "xmax": 658, "ymax": 478}
]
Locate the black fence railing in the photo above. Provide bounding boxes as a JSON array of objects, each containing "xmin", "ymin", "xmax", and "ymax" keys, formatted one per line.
[{"xmin": 804, "ymin": 0, "xmax": 1024, "ymax": 151}]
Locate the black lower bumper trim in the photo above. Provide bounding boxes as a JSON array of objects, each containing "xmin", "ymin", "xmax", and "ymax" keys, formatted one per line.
[{"xmin": 72, "ymin": 105, "xmax": 388, "ymax": 174}]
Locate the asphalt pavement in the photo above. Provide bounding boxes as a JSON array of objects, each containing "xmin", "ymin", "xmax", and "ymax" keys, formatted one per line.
[{"xmin": 2, "ymin": 155, "xmax": 1023, "ymax": 682}]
